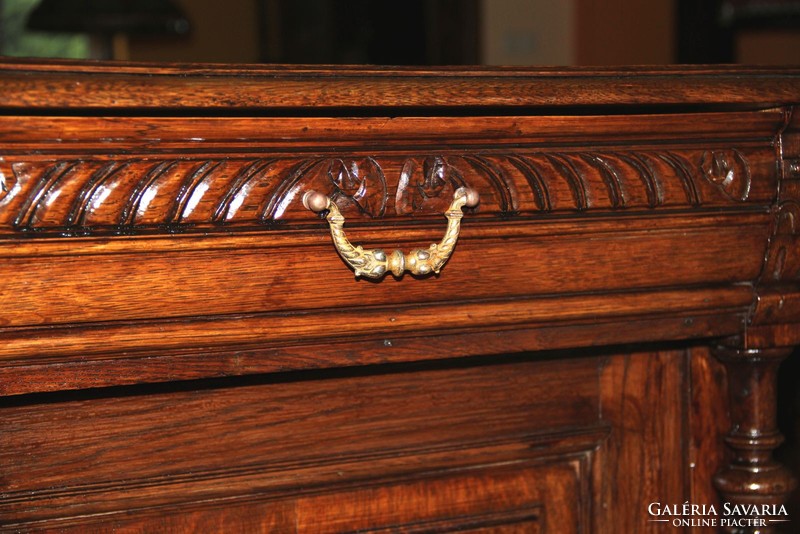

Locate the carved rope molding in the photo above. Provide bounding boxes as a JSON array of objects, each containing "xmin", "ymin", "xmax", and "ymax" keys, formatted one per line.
[{"xmin": 0, "ymin": 149, "xmax": 759, "ymax": 236}]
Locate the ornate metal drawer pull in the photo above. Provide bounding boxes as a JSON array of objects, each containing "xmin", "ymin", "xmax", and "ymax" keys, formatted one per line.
[{"xmin": 303, "ymin": 187, "xmax": 479, "ymax": 279}]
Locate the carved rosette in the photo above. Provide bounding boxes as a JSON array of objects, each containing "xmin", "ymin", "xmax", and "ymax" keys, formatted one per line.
[{"xmin": 700, "ymin": 150, "xmax": 752, "ymax": 202}]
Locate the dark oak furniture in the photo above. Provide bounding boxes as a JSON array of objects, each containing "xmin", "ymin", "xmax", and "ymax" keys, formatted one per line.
[{"xmin": 0, "ymin": 61, "xmax": 799, "ymax": 532}]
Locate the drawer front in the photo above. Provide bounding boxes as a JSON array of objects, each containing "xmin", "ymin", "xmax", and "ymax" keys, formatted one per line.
[{"xmin": 0, "ymin": 111, "xmax": 784, "ymax": 394}]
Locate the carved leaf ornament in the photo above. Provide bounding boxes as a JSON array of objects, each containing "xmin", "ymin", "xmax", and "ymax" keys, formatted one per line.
[{"xmin": 0, "ymin": 150, "xmax": 754, "ymax": 235}]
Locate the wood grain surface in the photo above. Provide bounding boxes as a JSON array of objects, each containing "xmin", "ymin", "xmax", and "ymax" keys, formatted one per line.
[
  {"xmin": 1, "ymin": 61, "xmax": 798, "ymax": 532},
  {"xmin": 0, "ymin": 61, "xmax": 798, "ymax": 110},
  {"xmin": 0, "ymin": 354, "xmax": 603, "ymax": 529},
  {"xmin": 597, "ymin": 350, "xmax": 689, "ymax": 532}
]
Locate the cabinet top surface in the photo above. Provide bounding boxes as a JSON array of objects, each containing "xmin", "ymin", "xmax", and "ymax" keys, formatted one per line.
[{"xmin": 1, "ymin": 59, "xmax": 799, "ymax": 112}]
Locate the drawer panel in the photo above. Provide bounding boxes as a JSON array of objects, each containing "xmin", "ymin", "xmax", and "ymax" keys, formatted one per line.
[
  {"xmin": 1, "ymin": 223, "xmax": 766, "ymax": 330},
  {"xmin": 0, "ymin": 109, "xmax": 784, "ymax": 391}
]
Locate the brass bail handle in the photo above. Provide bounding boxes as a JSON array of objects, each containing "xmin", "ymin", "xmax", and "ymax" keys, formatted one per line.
[{"xmin": 304, "ymin": 187, "xmax": 479, "ymax": 279}]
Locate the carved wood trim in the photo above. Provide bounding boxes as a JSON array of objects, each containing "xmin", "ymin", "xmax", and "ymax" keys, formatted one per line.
[
  {"xmin": 0, "ymin": 148, "xmax": 765, "ymax": 237},
  {"xmin": 751, "ymin": 107, "xmax": 800, "ymax": 329}
]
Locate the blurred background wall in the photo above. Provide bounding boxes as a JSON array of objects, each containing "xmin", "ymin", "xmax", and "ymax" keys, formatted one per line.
[{"xmin": 1, "ymin": 0, "xmax": 797, "ymax": 65}]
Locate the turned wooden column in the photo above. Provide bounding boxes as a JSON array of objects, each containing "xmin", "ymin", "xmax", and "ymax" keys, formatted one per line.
[{"xmin": 713, "ymin": 345, "xmax": 797, "ymax": 532}]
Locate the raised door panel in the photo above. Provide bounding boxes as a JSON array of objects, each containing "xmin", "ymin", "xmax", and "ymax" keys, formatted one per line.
[
  {"xmin": 42, "ymin": 464, "xmax": 572, "ymax": 533},
  {"xmin": 0, "ymin": 349, "xmax": 698, "ymax": 532},
  {"xmin": 0, "ymin": 355, "xmax": 603, "ymax": 530}
]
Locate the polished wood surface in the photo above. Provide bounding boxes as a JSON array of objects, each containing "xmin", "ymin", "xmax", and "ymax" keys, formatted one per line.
[
  {"xmin": 0, "ymin": 60, "xmax": 798, "ymax": 109},
  {"xmin": 0, "ymin": 62, "xmax": 798, "ymax": 532}
]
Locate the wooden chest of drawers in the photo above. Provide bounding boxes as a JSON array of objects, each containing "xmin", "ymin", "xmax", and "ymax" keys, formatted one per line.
[{"xmin": 0, "ymin": 61, "xmax": 799, "ymax": 532}]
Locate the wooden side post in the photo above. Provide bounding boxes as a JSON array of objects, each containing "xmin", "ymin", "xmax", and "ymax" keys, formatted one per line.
[{"xmin": 713, "ymin": 345, "xmax": 797, "ymax": 532}]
